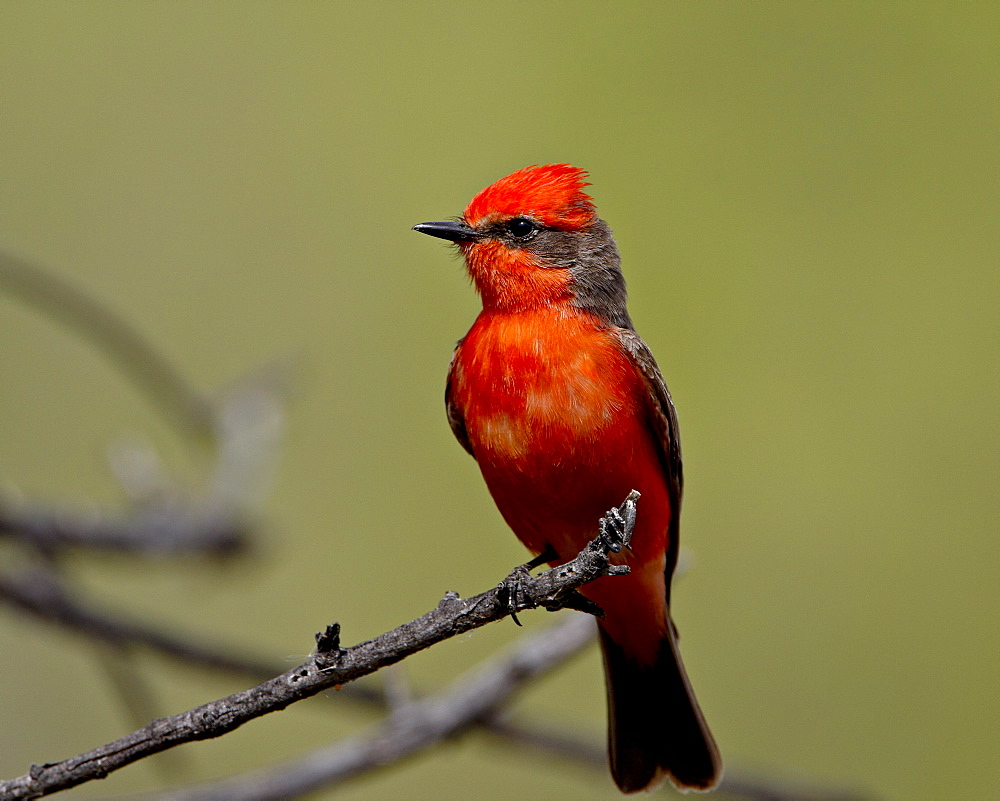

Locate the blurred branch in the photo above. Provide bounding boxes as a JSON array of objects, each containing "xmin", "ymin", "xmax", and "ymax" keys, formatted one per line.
[
  {"xmin": 0, "ymin": 505, "xmax": 246, "ymax": 556},
  {"xmin": 0, "ymin": 493, "xmax": 638, "ymax": 800},
  {"xmin": 714, "ymin": 773, "xmax": 873, "ymax": 801},
  {"xmin": 0, "ymin": 250, "xmax": 288, "ymax": 559},
  {"xmin": 0, "ymin": 370, "xmax": 286, "ymax": 558},
  {"xmin": 486, "ymin": 718, "xmax": 871, "ymax": 801},
  {"xmin": 0, "ymin": 249, "xmax": 212, "ymax": 438},
  {"xmin": 0, "ymin": 568, "xmax": 281, "ymax": 680},
  {"xmin": 0, "ymin": 252, "xmax": 291, "ymax": 792}
]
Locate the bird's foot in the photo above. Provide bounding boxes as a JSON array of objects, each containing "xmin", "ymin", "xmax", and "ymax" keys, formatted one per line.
[
  {"xmin": 596, "ymin": 489, "xmax": 640, "ymax": 554},
  {"xmin": 498, "ymin": 545, "xmax": 559, "ymax": 626}
]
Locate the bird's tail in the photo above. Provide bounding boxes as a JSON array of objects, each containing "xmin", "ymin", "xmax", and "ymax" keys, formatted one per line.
[{"xmin": 599, "ymin": 623, "xmax": 722, "ymax": 793}]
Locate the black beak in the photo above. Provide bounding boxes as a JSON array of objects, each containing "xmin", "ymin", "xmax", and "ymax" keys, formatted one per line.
[{"xmin": 412, "ymin": 220, "xmax": 481, "ymax": 242}]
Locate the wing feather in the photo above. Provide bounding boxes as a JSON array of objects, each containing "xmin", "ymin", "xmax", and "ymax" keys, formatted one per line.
[
  {"xmin": 611, "ymin": 328, "xmax": 684, "ymax": 583},
  {"xmin": 444, "ymin": 341, "xmax": 475, "ymax": 458}
]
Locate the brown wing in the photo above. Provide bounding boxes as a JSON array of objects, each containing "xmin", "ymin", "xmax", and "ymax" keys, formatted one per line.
[
  {"xmin": 444, "ymin": 341, "xmax": 475, "ymax": 458},
  {"xmin": 611, "ymin": 328, "xmax": 684, "ymax": 585}
]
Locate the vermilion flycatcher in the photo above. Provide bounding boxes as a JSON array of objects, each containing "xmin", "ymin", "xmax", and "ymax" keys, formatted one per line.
[{"xmin": 414, "ymin": 164, "xmax": 721, "ymax": 793}]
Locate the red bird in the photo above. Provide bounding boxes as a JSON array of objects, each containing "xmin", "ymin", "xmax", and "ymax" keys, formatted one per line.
[{"xmin": 414, "ymin": 164, "xmax": 721, "ymax": 793}]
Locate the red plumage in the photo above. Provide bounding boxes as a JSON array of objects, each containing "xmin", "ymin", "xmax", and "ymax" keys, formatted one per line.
[{"xmin": 464, "ymin": 163, "xmax": 596, "ymax": 231}]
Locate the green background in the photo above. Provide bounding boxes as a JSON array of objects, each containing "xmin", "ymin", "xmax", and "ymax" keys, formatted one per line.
[{"xmin": 1, "ymin": 3, "xmax": 996, "ymax": 799}]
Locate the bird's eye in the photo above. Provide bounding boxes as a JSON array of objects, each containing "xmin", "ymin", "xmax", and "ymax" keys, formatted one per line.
[{"xmin": 505, "ymin": 217, "xmax": 538, "ymax": 240}]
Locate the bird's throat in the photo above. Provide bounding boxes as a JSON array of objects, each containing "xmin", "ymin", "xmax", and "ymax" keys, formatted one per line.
[{"xmin": 462, "ymin": 240, "xmax": 573, "ymax": 313}]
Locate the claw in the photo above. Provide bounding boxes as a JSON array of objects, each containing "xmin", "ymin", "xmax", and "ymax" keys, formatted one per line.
[
  {"xmin": 597, "ymin": 490, "xmax": 640, "ymax": 553},
  {"xmin": 498, "ymin": 546, "xmax": 560, "ymax": 626},
  {"xmin": 498, "ymin": 565, "xmax": 531, "ymax": 626}
]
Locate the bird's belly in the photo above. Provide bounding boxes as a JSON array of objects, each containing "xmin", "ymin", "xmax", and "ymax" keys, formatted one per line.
[{"xmin": 460, "ymin": 354, "xmax": 667, "ymax": 557}]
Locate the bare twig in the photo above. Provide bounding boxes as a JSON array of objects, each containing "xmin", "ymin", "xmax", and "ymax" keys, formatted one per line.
[
  {"xmin": 0, "ymin": 492, "xmax": 637, "ymax": 800},
  {"xmin": 103, "ymin": 621, "xmax": 871, "ymax": 801},
  {"xmin": 6, "ymin": 536, "xmax": 872, "ymax": 800},
  {"xmin": 0, "ymin": 504, "xmax": 870, "ymax": 801}
]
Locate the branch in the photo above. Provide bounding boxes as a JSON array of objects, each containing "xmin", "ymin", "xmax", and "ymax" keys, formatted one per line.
[
  {"xmin": 110, "ymin": 618, "xmax": 872, "ymax": 801},
  {"xmin": 0, "ymin": 368, "xmax": 288, "ymax": 560},
  {"xmin": 0, "ymin": 492, "xmax": 637, "ymax": 800},
  {"xmin": 1, "ymin": 499, "xmax": 871, "ymax": 801}
]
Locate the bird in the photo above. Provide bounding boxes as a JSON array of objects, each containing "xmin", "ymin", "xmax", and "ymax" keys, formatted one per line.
[{"xmin": 413, "ymin": 164, "xmax": 721, "ymax": 793}]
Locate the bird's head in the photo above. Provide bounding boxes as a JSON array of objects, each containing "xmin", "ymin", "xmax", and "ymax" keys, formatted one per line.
[{"xmin": 415, "ymin": 164, "xmax": 631, "ymax": 327}]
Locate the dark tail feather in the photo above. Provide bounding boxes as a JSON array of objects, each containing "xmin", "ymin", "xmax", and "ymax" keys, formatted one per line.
[{"xmin": 599, "ymin": 626, "xmax": 722, "ymax": 793}]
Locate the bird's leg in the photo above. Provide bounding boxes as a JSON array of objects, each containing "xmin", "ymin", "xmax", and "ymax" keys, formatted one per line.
[
  {"xmin": 497, "ymin": 570, "xmax": 528, "ymax": 627},
  {"xmin": 524, "ymin": 543, "xmax": 559, "ymax": 571}
]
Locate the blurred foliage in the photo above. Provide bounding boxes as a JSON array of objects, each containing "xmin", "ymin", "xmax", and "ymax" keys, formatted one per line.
[{"xmin": 0, "ymin": 2, "xmax": 996, "ymax": 799}]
